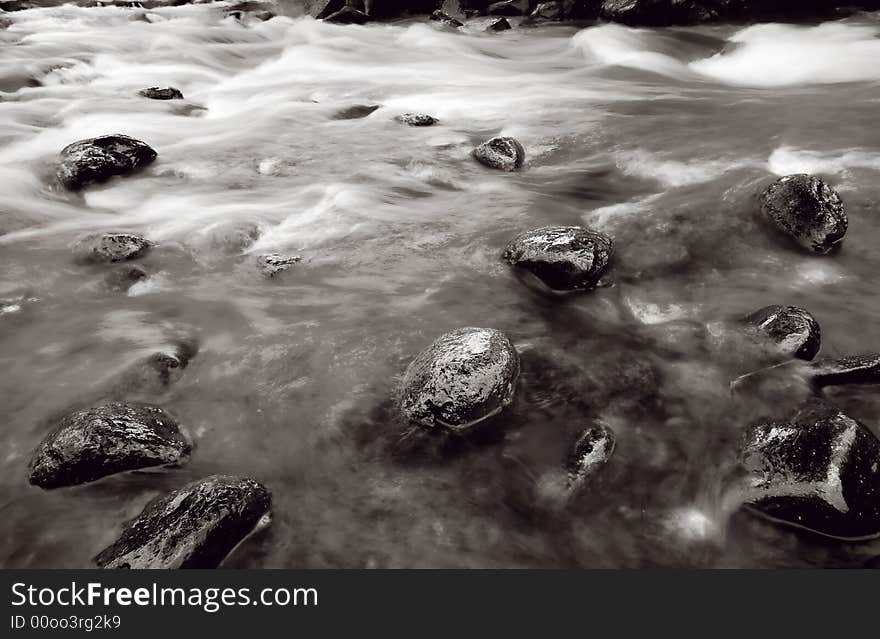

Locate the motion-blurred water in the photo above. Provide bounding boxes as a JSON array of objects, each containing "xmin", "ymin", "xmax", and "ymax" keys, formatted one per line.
[{"xmin": 2, "ymin": 4, "xmax": 880, "ymax": 567}]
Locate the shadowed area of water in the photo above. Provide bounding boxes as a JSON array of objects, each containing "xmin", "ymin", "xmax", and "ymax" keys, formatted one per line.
[{"xmin": 2, "ymin": 4, "xmax": 880, "ymax": 567}]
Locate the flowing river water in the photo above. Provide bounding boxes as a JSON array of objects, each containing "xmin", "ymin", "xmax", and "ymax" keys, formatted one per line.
[{"xmin": 2, "ymin": 4, "xmax": 880, "ymax": 568}]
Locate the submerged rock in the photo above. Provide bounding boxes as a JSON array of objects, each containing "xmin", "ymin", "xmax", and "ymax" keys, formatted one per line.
[
  {"xmin": 487, "ymin": 16, "xmax": 512, "ymax": 30},
  {"xmin": 401, "ymin": 327, "xmax": 520, "ymax": 432},
  {"xmin": 758, "ymin": 174, "xmax": 847, "ymax": 254},
  {"xmin": 95, "ymin": 475, "xmax": 271, "ymax": 569},
  {"xmin": 395, "ymin": 113, "xmax": 438, "ymax": 126},
  {"xmin": 257, "ymin": 253, "xmax": 302, "ymax": 277},
  {"xmin": 28, "ymin": 403, "xmax": 191, "ymax": 489},
  {"xmin": 502, "ymin": 225, "xmax": 614, "ymax": 292},
  {"xmin": 810, "ymin": 353, "xmax": 880, "ymax": 388},
  {"xmin": 109, "ymin": 341, "xmax": 199, "ymax": 396},
  {"xmin": 473, "ymin": 136, "xmax": 525, "ymax": 171},
  {"xmin": 743, "ymin": 305, "xmax": 821, "ymax": 361},
  {"xmin": 72, "ymin": 232, "xmax": 152, "ymax": 264},
  {"xmin": 740, "ymin": 401, "xmax": 880, "ymax": 540},
  {"xmin": 57, "ymin": 134, "xmax": 157, "ymax": 191},
  {"xmin": 333, "ymin": 104, "xmax": 380, "ymax": 120},
  {"xmin": 565, "ymin": 421, "xmax": 616, "ymax": 495},
  {"xmin": 103, "ymin": 265, "xmax": 148, "ymax": 291},
  {"xmin": 431, "ymin": 9, "xmax": 464, "ymax": 26},
  {"xmin": 138, "ymin": 87, "xmax": 183, "ymax": 100}
]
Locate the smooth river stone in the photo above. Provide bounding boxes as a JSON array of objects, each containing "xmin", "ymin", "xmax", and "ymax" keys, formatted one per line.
[
  {"xmin": 740, "ymin": 401, "xmax": 880, "ymax": 540},
  {"xmin": 401, "ymin": 327, "xmax": 520, "ymax": 432},
  {"xmin": 29, "ymin": 402, "xmax": 191, "ymax": 489},
  {"xmin": 473, "ymin": 136, "xmax": 525, "ymax": 171},
  {"xmin": 56, "ymin": 134, "xmax": 157, "ymax": 191},
  {"xmin": 95, "ymin": 475, "xmax": 272, "ymax": 569},
  {"xmin": 758, "ymin": 174, "xmax": 847, "ymax": 254},
  {"xmin": 743, "ymin": 305, "xmax": 821, "ymax": 361},
  {"xmin": 502, "ymin": 225, "xmax": 614, "ymax": 292}
]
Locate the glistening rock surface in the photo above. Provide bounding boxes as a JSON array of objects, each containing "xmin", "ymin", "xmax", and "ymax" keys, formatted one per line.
[
  {"xmin": 29, "ymin": 403, "xmax": 191, "ymax": 489},
  {"xmin": 95, "ymin": 475, "xmax": 272, "ymax": 568},
  {"xmin": 743, "ymin": 305, "xmax": 821, "ymax": 361},
  {"xmin": 56, "ymin": 134, "xmax": 157, "ymax": 191},
  {"xmin": 401, "ymin": 327, "xmax": 520, "ymax": 431},
  {"xmin": 758, "ymin": 174, "xmax": 847, "ymax": 254}
]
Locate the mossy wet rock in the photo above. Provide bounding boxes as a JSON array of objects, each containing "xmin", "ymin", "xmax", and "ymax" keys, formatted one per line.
[
  {"xmin": 743, "ymin": 305, "xmax": 821, "ymax": 361},
  {"xmin": 72, "ymin": 232, "xmax": 152, "ymax": 264},
  {"xmin": 473, "ymin": 136, "xmax": 524, "ymax": 171},
  {"xmin": 758, "ymin": 174, "xmax": 847, "ymax": 254},
  {"xmin": 57, "ymin": 134, "xmax": 157, "ymax": 191},
  {"xmin": 28, "ymin": 403, "xmax": 191, "ymax": 489},
  {"xmin": 138, "ymin": 86, "xmax": 183, "ymax": 100},
  {"xmin": 502, "ymin": 225, "xmax": 613, "ymax": 292},
  {"xmin": 740, "ymin": 401, "xmax": 880, "ymax": 540},
  {"xmin": 401, "ymin": 327, "xmax": 520, "ymax": 432},
  {"xmin": 95, "ymin": 475, "xmax": 271, "ymax": 569},
  {"xmin": 395, "ymin": 113, "xmax": 438, "ymax": 126}
]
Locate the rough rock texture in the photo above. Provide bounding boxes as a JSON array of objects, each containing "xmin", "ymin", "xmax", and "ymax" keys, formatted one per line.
[
  {"xmin": 95, "ymin": 475, "xmax": 271, "ymax": 569},
  {"xmin": 72, "ymin": 232, "xmax": 152, "ymax": 264},
  {"xmin": 29, "ymin": 403, "xmax": 191, "ymax": 489},
  {"xmin": 395, "ymin": 113, "xmax": 438, "ymax": 126},
  {"xmin": 333, "ymin": 104, "xmax": 380, "ymax": 120},
  {"xmin": 138, "ymin": 87, "xmax": 183, "ymax": 100},
  {"xmin": 56, "ymin": 135, "xmax": 157, "ymax": 191},
  {"xmin": 743, "ymin": 305, "xmax": 821, "ymax": 361},
  {"xmin": 487, "ymin": 16, "xmax": 512, "ymax": 29},
  {"xmin": 431, "ymin": 9, "xmax": 464, "ymax": 25},
  {"xmin": 565, "ymin": 421, "xmax": 615, "ymax": 494},
  {"xmin": 401, "ymin": 327, "xmax": 520, "ymax": 431},
  {"xmin": 758, "ymin": 174, "xmax": 848, "ymax": 254},
  {"xmin": 257, "ymin": 253, "xmax": 302, "ymax": 277},
  {"xmin": 740, "ymin": 401, "xmax": 880, "ymax": 540},
  {"xmin": 473, "ymin": 136, "xmax": 525, "ymax": 171},
  {"xmin": 810, "ymin": 354, "xmax": 880, "ymax": 388},
  {"xmin": 502, "ymin": 225, "xmax": 614, "ymax": 291}
]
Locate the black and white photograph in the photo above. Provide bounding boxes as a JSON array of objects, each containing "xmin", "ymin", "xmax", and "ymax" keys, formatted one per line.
[{"xmin": 2, "ymin": 0, "xmax": 880, "ymax": 575}]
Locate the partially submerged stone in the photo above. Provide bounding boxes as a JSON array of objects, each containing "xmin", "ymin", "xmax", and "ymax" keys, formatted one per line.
[
  {"xmin": 473, "ymin": 136, "xmax": 524, "ymax": 171},
  {"xmin": 565, "ymin": 421, "xmax": 616, "ymax": 495},
  {"xmin": 29, "ymin": 403, "xmax": 191, "ymax": 489},
  {"xmin": 333, "ymin": 104, "xmax": 380, "ymax": 120},
  {"xmin": 810, "ymin": 353, "xmax": 880, "ymax": 388},
  {"xmin": 395, "ymin": 113, "xmax": 438, "ymax": 126},
  {"xmin": 740, "ymin": 401, "xmax": 880, "ymax": 540},
  {"xmin": 95, "ymin": 475, "xmax": 271, "ymax": 568},
  {"xmin": 57, "ymin": 134, "xmax": 157, "ymax": 191},
  {"xmin": 104, "ymin": 265, "xmax": 148, "ymax": 291},
  {"xmin": 758, "ymin": 174, "xmax": 847, "ymax": 254},
  {"xmin": 138, "ymin": 87, "xmax": 183, "ymax": 100},
  {"xmin": 72, "ymin": 232, "xmax": 152, "ymax": 264},
  {"xmin": 502, "ymin": 225, "xmax": 614, "ymax": 292},
  {"xmin": 257, "ymin": 253, "xmax": 301, "ymax": 277},
  {"xmin": 743, "ymin": 305, "xmax": 821, "ymax": 361},
  {"xmin": 401, "ymin": 327, "xmax": 520, "ymax": 432}
]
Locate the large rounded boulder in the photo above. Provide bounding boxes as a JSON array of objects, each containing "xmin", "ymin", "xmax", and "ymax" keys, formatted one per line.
[
  {"xmin": 56, "ymin": 134, "xmax": 157, "ymax": 191},
  {"xmin": 502, "ymin": 225, "xmax": 614, "ymax": 292},
  {"xmin": 743, "ymin": 305, "xmax": 821, "ymax": 361},
  {"xmin": 95, "ymin": 475, "xmax": 271, "ymax": 569},
  {"xmin": 473, "ymin": 136, "xmax": 525, "ymax": 171},
  {"xmin": 401, "ymin": 327, "xmax": 520, "ymax": 432},
  {"xmin": 28, "ymin": 403, "xmax": 191, "ymax": 489},
  {"xmin": 758, "ymin": 174, "xmax": 847, "ymax": 254},
  {"xmin": 739, "ymin": 401, "xmax": 880, "ymax": 540}
]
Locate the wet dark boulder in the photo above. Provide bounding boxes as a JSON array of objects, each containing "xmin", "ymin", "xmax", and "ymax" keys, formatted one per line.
[
  {"xmin": 739, "ymin": 401, "xmax": 880, "ymax": 540},
  {"xmin": 325, "ymin": 5, "xmax": 371, "ymax": 22},
  {"xmin": 743, "ymin": 305, "xmax": 821, "ymax": 361},
  {"xmin": 333, "ymin": 104, "xmax": 380, "ymax": 120},
  {"xmin": 400, "ymin": 327, "xmax": 520, "ymax": 432},
  {"xmin": 56, "ymin": 134, "xmax": 157, "ymax": 191},
  {"xmin": 565, "ymin": 421, "xmax": 615, "ymax": 495},
  {"xmin": 487, "ymin": 16, "xmax": 512, "ymax": 29},
  {"xmin": 758, "ymin": 174, "xmax": 847, "ymax": 254},
  {"xmin": 502, "ymin": 225, "xmax": 614, "ymax": 292},
  {"xmin": 431, "ymin": 9, "xmax": 464, "ymax": 26},
  {"xmin": 395, "ymin": 113, "xmax": 438, "ymax": 126},
  {"xmin": 810, "ymin": 354, "xmax": 880, "ymax": 388},
  {"xmin": 72, "ymin": 232, "xmax": 152, "ymax": 264},
  {"xmin": 600, "ymin": 0, "xmax": 720, "ymax": 25},
  {"xmin": 28, "ymin": 403, "xmax": 191, "ymax": 489},
  {"xmin": 473, "ymin": 136, "xmax": 525, "ymax": 171},
  {"xmin": 95, "ymin": 475, "xmax": 271, "ymax": 568},
  {"xmin": 138, "ymin": 86, "xmax": 183, "ymax": 100}
]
